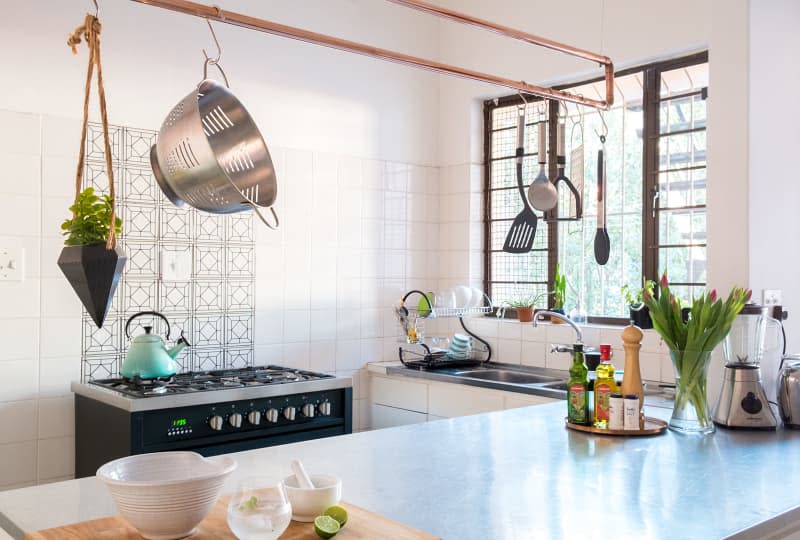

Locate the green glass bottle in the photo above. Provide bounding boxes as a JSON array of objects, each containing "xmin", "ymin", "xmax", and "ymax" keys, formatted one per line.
[{"xmin": 567, "ymin": 343, "xmax": 589, "ymax": 424}]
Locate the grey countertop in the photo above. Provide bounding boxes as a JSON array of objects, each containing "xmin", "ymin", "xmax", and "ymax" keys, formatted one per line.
[{"xmin": 2, "ymin": 402, "xmax": 800, "ymax": 539}]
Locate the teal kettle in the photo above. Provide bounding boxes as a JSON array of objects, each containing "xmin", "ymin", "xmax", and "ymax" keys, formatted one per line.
[{"xmin": 121, "ymin": 311, "xmax": 190, "ymax": 379}]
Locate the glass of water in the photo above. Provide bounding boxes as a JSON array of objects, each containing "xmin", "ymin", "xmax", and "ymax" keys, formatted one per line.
[{"xmin": 227, "ymin": 477, "xmax": 292, "ymax": 540}]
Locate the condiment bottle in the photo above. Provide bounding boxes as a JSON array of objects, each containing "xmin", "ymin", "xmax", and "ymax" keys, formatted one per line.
[
  {"xmin": 593, "ymin": 344, "xmax": 618, "ymax": 426},
  {"xmin": 567, "ymin": 343, "xmax": 589, "ymax": 425},
  {"xmin": 620, "ymin": 324, "xmax": 645, "ymax": 428}
]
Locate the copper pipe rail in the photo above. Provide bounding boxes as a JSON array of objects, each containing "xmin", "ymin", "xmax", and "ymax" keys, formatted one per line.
[{"xmin": 131, "ymin": 0, "xmax": 614, "ymax": 109}]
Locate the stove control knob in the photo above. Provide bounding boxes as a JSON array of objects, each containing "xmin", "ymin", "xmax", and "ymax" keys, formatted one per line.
[
  {"xmin": 208, "ymin": 415, "xmax": 224, "ymax": 431},
  {"xmin": 247, "ymin": 411, "xmax": 261, "ymax": 425},
  {"xmin": 283, "ymin": 406, "xmax": 296, "ymax": 421},
  {"xmin": 302, "ymin": 403, "xmax": 316, "ymax": 418},
  {"xmin": 318, "ymin": 401, "xmax": 332, "ymax": 416},
  {"xmin": 265, "ymin": 408, "xmax": 280, "ymax": 423},
  {"xmin": 228, "ymin": 413, "xmax": 243, "ymax": 428}
]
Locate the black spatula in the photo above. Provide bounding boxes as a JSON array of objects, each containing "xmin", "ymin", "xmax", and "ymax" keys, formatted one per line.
[
  {"xmin": 502, "ymin": 108, "xmax": 537, "ymax": 254},
  {"xmin": 593, "ymin": 146, "xmax": 610, "ymax": 265}
]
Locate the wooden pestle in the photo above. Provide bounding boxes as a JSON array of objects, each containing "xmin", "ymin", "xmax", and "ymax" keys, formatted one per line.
[{"xmin": 620, "ymin": 323, "xmax": 645, "ymax": 428}]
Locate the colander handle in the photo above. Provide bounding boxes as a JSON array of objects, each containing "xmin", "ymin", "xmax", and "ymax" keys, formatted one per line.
[{"xmin": 252, "ymin": 205, "xmax": 280, "ymax": 230}]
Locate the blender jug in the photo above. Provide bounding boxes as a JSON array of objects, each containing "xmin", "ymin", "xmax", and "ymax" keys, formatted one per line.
[{"xmin": 723, "ymin": 304, "xmax": 784, "ymax": 367}]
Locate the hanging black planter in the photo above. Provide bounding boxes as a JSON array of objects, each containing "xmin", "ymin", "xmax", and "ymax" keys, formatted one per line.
[{"xmin": 58, "ymin": 243, "xmax": 126, "ymax": 328}]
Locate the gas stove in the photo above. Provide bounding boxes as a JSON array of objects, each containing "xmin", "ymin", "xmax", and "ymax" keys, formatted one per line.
[
  {"xmin": 90, "ymin": 366, "xmax": 336, "ymax": 398},
  {"xmin": 72, "ymin": 365, "xmax": 352, "ymax": 478}
]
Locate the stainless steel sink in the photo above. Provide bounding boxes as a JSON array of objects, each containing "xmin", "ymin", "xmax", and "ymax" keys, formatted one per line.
[
  {"xmin": 540, "ymin": 381, "xmax": 568, "ymax": 391},
  {"xmin": 451, "ymin": 369, "xmax": 559, "ymax": 385}
]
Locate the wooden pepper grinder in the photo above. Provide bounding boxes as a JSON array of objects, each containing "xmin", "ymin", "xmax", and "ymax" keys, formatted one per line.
[{"xmin": 620, "ymin": 323, "xmax": 645, "ymax": 428}]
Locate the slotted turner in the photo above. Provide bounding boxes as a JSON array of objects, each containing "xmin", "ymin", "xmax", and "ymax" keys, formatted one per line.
[{"xmin": 503, "ymin": 107, "xmax": 537, "ymax": 253}]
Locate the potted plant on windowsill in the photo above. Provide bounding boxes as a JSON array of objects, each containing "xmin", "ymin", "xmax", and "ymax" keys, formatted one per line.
[
  {"xmin": 621, "ymin": 279, "xmax": 656, "ymax": 329},
  {"xmin": 58, "ymin": 187, "xmax": 126, "ymax": 328},
  {"xmin": 550, "ymin": 263, "xmax": 567, "ymax": 324},
  {"xmin": 497, "ymin": 291, "xmax": 551, "ymax": 323}
]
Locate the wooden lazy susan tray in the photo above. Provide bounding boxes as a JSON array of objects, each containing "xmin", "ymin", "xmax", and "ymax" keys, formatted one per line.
[{"xmin": 564, "ymin": 416, "xmax": 668, "ymax": 436}]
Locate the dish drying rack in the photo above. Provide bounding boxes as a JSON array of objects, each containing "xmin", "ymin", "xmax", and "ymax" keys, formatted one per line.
[{"xmin": 397, "ymin": 289, "xmax": 493, "ymax": 370}]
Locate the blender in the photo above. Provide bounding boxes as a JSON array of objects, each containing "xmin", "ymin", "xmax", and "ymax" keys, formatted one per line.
[{"xmin": 712, "ymin": 304, "xmax": 783, "ymax": 430}]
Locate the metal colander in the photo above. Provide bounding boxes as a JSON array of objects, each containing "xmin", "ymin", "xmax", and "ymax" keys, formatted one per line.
[{"xmin": 150, "ymin": 78, "xmax": 279, "ymax": 228}]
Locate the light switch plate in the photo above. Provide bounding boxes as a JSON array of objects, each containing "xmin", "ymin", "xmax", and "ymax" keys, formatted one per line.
[
  {"xmin": 0, "ymin": 247, "xmax": 24, "ymax": 281},
  {"xmin": 161, "ymin": 249, "xmax": 191, "ymax": 281}
]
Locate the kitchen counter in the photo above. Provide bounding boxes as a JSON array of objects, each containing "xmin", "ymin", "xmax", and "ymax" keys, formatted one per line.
[{"xmin": 3, "ymin": 402, "xmax": 800, "ymax": 539}]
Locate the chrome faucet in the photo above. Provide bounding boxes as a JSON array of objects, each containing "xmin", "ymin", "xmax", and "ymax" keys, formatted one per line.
[{"xmin": 533, "ymin": 310, "xmax": 583, "ymax": 343}]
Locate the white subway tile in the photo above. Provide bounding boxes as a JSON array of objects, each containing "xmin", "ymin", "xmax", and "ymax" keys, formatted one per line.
[
  {"xmin": 0, "ymin": 195, "xmax": 39, "ymax": 238},
  {"xmin": 641, "ymin": 330, "xmax": 666, "ymax": 353},
  {"xmin": 41, "ymin": 155, "xmax": 80, "ymax": 200},
  {"xmin": 309, "ymin": 341, "xmax": 335, "ymax": 373},
  {"xmin": 384, "ymin": 162, "xmax": 409, "ymax": 192},
  {"xmin": 0, "ymin": 400, "xmax": 37, "ymax": 444},
  {"xmin": 254, "ymin": 344, "xmax": 284, "ymax": 366},
  {"xmin": 408, "ymin": 165, "xmax": 426, "ymax": 194},
  {"xmin": 498, "ymin": 321, "xmax": 522, "ymax": 340},
  {"xmin": 361, "ymin": 249, "xmax": 384, "ymax": 280},
  {"xmin": 546, "ymin": 347, "xmax": 572, "ymax": 371},
  {"xmin": 359, "ymin": 278, "xmax": 381, "ymax": 310},
  {"xmin": 337, "ymin": 248, "xmax": 362, "ymax": 279},
  {"xmin": 38, "ymin": 396, "xmax": 74, "ymax": 439},
  {"xmin": 361, "ymin": 219, "xmax": 384, "ymax": 249},
  {"xmin": 497, "ymin": 338, "xmax": 521, "ymax": 364},
  {"xmin": 362, "ymin": 190, "xmax": 384, "ymax": 220},
  {"xmin": 520, "ymin": 323, "xmax": 546, "ymax": 343},
  {"xmin": 425, "ymin": 167, "xmax": 440, "ymax": 195},
  {"xmin": 362, "ymin": 159, "xmax": 383, "ymax": 190},
  {"xmin": 521, "ymin": 341, "xmax": 547, "ymax": 368},
  {"xmin": 338, "ymin": 189, "xmax": 362, "ymax": 221},
  {"xmin": 37, "ymin": 436, "xmax": 75, "ymax": 481},
  {"xmin": 282, "ymin": 212, "xmax": 311, "ymax": 247},
  {"xmin": 384, "ymin": 221, "xmax": 406, "ymax": 250},
  {"xmin": 41, "ymin": 196, "xmax": 71, "ymax": 240},
  {"xmin": 0, "ymin": 318, "xmax": 38, "ymax": 360},
  {"xmin": 425, "ymin": 223, "xmax": 439, "ymax": 251},
  {"xmin": 0, "ymin": 153, "xmax": 39, "ymax": 196},
  {"xmin": 284, "ymin": 277, "xmax": 310, "ymax": 310},
  {"xmin": 41, "ymin": 115, "xmax": 81, "ymax": 157},
  {"xmin": 40, "ymin": 317, "xmax": 80, "ymax": 359},
  {"xmin": 467, "ymin": 317, "xmax": 499, "ymax": 339},
  {"xmin": 360, "ymin": 309, "xmax": 382, "ymax": 339},
  {"xmin": 336, "ymin": 309, "xmax": 360, "ymax": 341},
  {"xmin": 0, "ymin": 111, "xmax": 39, "ymax": 155},
  {"xmin": 283, "ymin": 310, "xmax": 310, "ymax": 343},
  {"xmin": 382, "ymin": 311, "xmax": 402, "ymax": 339},
  {"xmin": 384, "ymin": 250, "xmax": 406, "ymax": 279},
  {"xmin": 338, "ymin": 156, "xmax": 362, "ymax": 188},
  {"xmin": 335, "ymin": 339, "xmax": 362, "ymax": 371},
  {"xmin": 384, "ymin": 191, "xmax": 407, "ymax": 222},
  {"xmin": 469, "ymin": 164, "xmax": 484, "ymax": 194},
  {"xmin": 0, "ymin": 358, "xmax": 38, "ymax": 401},
  {"xmin": 282, "ymin": 342, "xmax": 310, "ymax": 370},
  {"xmin": 312, "ymin": 152, "xmax": 337, "ymax": 188},
  {"xmin": 311, "ymin": 214, "xmax": 338, "ymax": 249},
  {"xmin": 39, "ymin": 355, "xmax": 81, "ymax": 397},
  {"xmin": 546, "ymin": 324, "xmax": 581, "ymax": 345},
  {"xmin": 360, "ymin": 339, "xmax": 382, "ymax": 366},
  {"xmin": 0, "ymin": 440, "xmax": 36, "ymax": 487},
  {"xmin": 309, "ymin": 309, "xmax": 336, "ymax": 342},
  {"xmin": 337, "ymin": 217, "xmax": 361, "ymax": 249},
  {"xmin": 254, "ymin": 310, "xmax": 284, "ymax": 346}
]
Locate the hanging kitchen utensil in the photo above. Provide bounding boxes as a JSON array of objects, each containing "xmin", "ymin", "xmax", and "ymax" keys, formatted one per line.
[
  {"xmin": 58, "ymin": 9, "xmax": 127, "ymax": 329},
  {"xmin": 569, "ymin": 102, "xmax": 585, "ymax": 224},
  {"xmin": 150, "ymin": 20, "xmax": 279, "ymax": 229},
  {"xmin": 593, "ymin": 113, "xmax": 610, "ymax": 265},
  {"xmin": 503, "ymin": 101, "xmax": 537, "ymax": 253},
  {"xmin": 548, "ymin": 104, "xmax": 582, "ymax": 222},
  {"xmin": 527, "ymin": 107, "xmax": 558, "ymax": 211}
]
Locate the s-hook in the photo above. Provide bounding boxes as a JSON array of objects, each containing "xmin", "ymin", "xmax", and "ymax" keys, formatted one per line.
[{"xmin": 202, "ymin": 17, "xmax": 230, "ymax": 86}]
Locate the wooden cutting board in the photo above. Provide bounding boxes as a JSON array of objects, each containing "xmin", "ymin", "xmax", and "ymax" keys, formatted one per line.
[{"xmin": 25, "ymin": 496, "xmax": 439, "ymax": 540}]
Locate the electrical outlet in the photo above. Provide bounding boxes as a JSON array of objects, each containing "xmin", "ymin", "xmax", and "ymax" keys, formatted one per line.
[
  {"xmin": 0, "ymin": 247, "xmax": 24, "ymax": 281},
  {"xmin": 763, "ymin": 289, "xmax": 782, "ymax": 306}
]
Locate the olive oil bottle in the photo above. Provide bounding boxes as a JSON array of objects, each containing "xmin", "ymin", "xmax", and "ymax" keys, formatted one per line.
[
  {"xmin": 567, "ymin": 343, "xmax": 589, "ymax": 424},
  {"xmin": 593, "ymin": 344, "xmax": 618, "ymax": 426}
]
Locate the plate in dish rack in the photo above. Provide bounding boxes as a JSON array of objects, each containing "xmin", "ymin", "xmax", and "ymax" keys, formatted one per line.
[{"xmin": 564, "ymin": 416, "xmax": 668, "ymax": 436}]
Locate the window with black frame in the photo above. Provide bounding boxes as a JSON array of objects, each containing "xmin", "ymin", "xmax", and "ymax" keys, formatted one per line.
[{"xmin": 484, "ymin": 52, "xmax": 708, "ymax": 322}]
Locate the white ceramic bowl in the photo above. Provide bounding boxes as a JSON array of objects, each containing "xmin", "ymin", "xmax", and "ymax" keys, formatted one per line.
[
  {"xmin": 97, "ymin": 451, "xmax": 236, "ymax": 540},
  {"xmin": 282, "ymin": 474, "xmax": 342, "ymax": 522}
]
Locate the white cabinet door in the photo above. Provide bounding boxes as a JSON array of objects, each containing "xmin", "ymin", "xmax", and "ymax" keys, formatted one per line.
[
  {"xmin": 369, "ymin": 375, "xmax": 428, "ymax": 413},
  {"xmin": 504, "ymin": 393, "xmax": 559, "ymax": 409},
  {"xmin": 370, "ymin": 404, "xmax": 428, "ymax": 430},
  {"xmin": 428, "ymin": 383, "xmax": 505, "ymax": 418}
]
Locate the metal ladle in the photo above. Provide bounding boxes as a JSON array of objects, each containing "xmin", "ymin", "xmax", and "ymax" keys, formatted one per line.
[{"xmin": 528, "ymin": 107, "xmax": 558, "ymax": 211}]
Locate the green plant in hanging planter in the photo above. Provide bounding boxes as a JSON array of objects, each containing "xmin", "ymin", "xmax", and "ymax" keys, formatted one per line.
[
  {"xmin": 61, "ymin": 187, "xmax": 122, "ymax": 246},
  {"xmin": 58, "ymin": 13, "xmax": 127, "ymax": 329}
]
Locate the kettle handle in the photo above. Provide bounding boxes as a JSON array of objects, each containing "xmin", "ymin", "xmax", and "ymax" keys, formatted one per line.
[{"xmin": 125, "ymin": 311, "xmax": 171, "ymax": 340}]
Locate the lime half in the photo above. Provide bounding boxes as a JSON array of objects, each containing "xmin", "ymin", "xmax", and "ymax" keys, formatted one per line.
[
  {"xmin": 324, "ymin": 505, "xmax": 348, "ymax": 526},
  {"xmin": 314, "ymin": 515, "xmax": 341, "ymax": 539}
]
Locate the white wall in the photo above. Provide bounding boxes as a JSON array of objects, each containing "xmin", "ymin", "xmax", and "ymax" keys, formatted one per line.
[
  {"xmin": 0, "ymin": 0, "xmax": 443, "ymax": 488},
  {"xmin": 749, "ymin": 0, "xmax": 800, "ymax": 352}
]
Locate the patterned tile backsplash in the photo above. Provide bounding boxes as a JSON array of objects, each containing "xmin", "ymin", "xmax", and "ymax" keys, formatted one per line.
[{"xmin": 80, "ymin": 123, "xmax": 255, "ymax": 381}]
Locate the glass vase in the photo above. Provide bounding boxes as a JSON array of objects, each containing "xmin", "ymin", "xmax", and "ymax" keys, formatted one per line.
[{"xmin": 669, "ymin": 349, "xmax": 715, "ymax": 435}]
